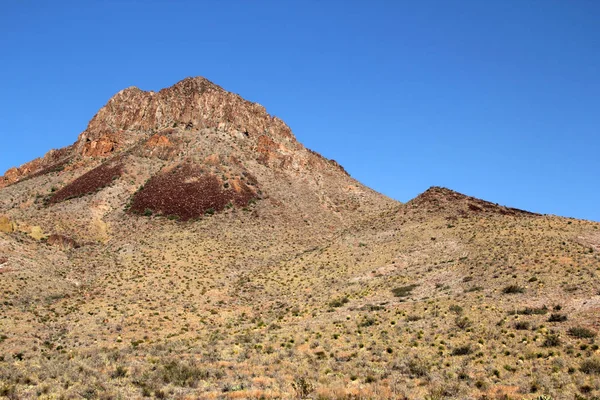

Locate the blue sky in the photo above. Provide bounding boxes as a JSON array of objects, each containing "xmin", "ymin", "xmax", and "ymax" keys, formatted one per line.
[{"xmin": 1, "ymin": 1, "xmax": 599, "ymax": 221}]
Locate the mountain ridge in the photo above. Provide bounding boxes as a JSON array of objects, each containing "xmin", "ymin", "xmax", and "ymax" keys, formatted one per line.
[{"xmin": 1, "ymin": 78, "xmax": 599, "ymax": 400}]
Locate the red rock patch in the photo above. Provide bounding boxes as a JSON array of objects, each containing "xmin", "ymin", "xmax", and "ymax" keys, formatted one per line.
[
  {"xmin": 146, "ymin": 134, "xmax": 172, "ymax": 148},
  {"xmin": 82, "ymin": 134, "xmax": 119, "ymax": 157}
]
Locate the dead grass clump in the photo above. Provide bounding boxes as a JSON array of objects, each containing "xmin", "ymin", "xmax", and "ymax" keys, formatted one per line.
[{"xmin": 48, "ymin": 161, "xmax": 122, "ymax": 204}]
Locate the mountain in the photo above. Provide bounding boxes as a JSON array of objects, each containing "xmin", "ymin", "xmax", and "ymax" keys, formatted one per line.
[{"xmin": 0, "ymin": 78, "xmax": 599, "ymax": 400}]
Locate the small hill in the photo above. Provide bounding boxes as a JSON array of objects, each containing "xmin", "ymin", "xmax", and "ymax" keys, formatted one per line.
[{"xmin": 404, "ymin": 186, "xmax": 539, "ymax": 219}]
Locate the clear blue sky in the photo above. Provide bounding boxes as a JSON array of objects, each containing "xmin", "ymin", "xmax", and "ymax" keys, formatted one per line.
[{"xmin": 1, "ymin": 1, "xmax": 599, "ymax": 221}]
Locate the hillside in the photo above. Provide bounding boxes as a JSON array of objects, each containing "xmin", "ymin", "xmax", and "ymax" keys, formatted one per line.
[{"xmin": 1, "ymin": 78, "xmax": 599, "ymax": 400}]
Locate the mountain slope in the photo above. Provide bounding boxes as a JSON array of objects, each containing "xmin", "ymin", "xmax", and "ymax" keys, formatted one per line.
[{"xmin": 0, "ymin": 78, "xmax": 599, "ymax": 400}]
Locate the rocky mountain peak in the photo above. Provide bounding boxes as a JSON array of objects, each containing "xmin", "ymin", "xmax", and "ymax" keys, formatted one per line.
[
  {"xmin": 0, "ymin": 77, "xmax": 303, "ymax": 187},
  {"xmin": 0, "ymin": 77, "xmax": 388, "ymax": 227}
]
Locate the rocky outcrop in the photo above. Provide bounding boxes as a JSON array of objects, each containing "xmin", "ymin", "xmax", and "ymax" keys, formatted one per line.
[
  {"xmin": 75, "ymin": 77, "xmax": 296, "ymax": 151},
  {"xmin": 82, "ymin": 134, "xmax": 120, "ymax": 157},
  {"xmin": 0, "ymin": 148, "xmax": 73, "ymax": 188},
  {"xmin": 47, "ymin": 234, "xmax": 79, "ymax": 249}
]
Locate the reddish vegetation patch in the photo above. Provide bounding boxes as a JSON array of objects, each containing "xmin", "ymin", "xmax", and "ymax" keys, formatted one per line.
[
  {"xmin": 409, "ymin": 186, "xmax": 539, "ymax": 218},
  {"xmin": 47, "ymin": 234, "xmax": 79, "ymax": 249},
  {"xmin": 26, "ymin": 158, "xmax": 72, "ymax": 181},
  {"xmin": 128, "ymin": 163, "xmax": 257, "ymax": 221},
  {"xmin": 48, "ymin": 162, "xmax": 123, "ymax": 204}
]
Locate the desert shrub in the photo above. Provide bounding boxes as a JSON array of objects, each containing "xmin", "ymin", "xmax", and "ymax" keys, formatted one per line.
[
  {"xmin": 543, "ymin": 334, "xmax": 561, "ymax": 347},
  {"xmin": 580, "ymin": 358, "xmax": 600, "ymax": 375},
  {"xmin": 455, "ymin": 316, "xmax": 473, "ymax": 330},
  {"xmin": 358, "ymin": 316, "xmax": 377, "ymax": 327},
  {"xmin": 511, "ymin": 306, "xmax": 548, "ymax": 315},
  {"xmin": 548, "ymin": 313, "xmax": 567, "ymax": 322},
  {"xmin": 568, "ymin": 327, "xmax": 596, "ymax": 339},
  {"xmin": 111, "ymin": 365, "xmax": 128, "ymax": 379},
  {"xmin": 452, "ymin": 344, "xmax": 473, "ymax": 356},
  {"xmin": 406, "ymin": 357, "xmax": 430, "ymax": 377},
  {"xmin": 291, "ymin": 376, "xmax": 314, "ymax": 398},
  {"xmin": 328, "ymin": 296, "xmax": 349, "ymax": 308},
  {"xmin": 160, "ymin": 359, "xmax": 209, "ymax": 387},
  {"xmin": 392, "ymin": 284, "xmax": 418, "ymax": 298},
  {"xmin": 515, "ymin": 321, "xmax": 530, "ymax": 330},
  {"xmin": 502, "ymin": 285, "xmax": 525, "ymax": 294},
  {"xmin": 449, "ymin": 305, "xmax": 463, "ymax": 314}
]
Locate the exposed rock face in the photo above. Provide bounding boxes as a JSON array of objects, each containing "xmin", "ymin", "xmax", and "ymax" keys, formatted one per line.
[
  {"xmin": 1, "ymin": 77, "xmax": 347, "ymax": 187},
  {"xmin": 79, "ymin": 78, "xmax": 294, "ymax": 144},
  {"xmin": 146, "ymin": 134, "xmax": 172, "ymax": 148},
  {"xmin": 82, "ymin": 134, "xmax": 119, "ymax": 157}
]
